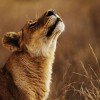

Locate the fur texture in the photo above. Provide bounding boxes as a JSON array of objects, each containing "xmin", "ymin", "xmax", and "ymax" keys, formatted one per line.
[{"xmin": 0, "ymin": 10, "xmax": 65, "ymax": 100}]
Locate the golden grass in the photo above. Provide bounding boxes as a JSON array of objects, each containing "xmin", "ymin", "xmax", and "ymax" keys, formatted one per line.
[{"xmin": 48, "ymin": 44, "xmax": 100, "ymax": 100}]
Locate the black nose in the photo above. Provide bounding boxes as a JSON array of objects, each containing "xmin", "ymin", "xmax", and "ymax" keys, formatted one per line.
[{"xmin": 46, "ymin": 10, "xmax": 55, "ymax": 16}]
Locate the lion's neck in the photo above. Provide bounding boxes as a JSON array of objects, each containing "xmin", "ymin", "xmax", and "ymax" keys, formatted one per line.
[{"xmin": 7, "ymin": 51, "xmax": 55, "ymax": 100}]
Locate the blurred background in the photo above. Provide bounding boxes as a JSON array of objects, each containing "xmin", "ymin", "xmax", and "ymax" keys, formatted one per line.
[{"xmin": 0, "ymin": 0, "xmax": 100, "ymax": 100}]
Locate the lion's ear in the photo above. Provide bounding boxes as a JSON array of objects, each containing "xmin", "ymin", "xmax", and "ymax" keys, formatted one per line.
[{"xmin": 2, "ymin": 32, "xmax": 21, "ymax": 51}]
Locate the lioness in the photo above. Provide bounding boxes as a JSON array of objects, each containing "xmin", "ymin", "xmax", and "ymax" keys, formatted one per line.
[{"xmin": 0, "ymin": 10, "xmax": 65, "ymax": 100}]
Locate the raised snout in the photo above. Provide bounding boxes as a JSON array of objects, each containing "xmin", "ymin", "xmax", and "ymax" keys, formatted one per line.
[{"xmin": 46, "ymin": 10, "xmax": 55, "ymax": 16}]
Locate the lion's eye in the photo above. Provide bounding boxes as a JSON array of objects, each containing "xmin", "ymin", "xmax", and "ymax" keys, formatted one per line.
[{"xmin": 29, "ymin": 22, "xmax": 37, "ymax": 29}]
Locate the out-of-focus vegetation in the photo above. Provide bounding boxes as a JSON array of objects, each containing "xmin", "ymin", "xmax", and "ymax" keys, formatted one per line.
[{"xmin": 0, "ymin": 0, "xmax": 100, "ymax": 100}]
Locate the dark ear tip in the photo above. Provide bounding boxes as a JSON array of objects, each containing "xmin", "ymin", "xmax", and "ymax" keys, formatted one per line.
[{"xmin": 2, "ymin": 32, "xmax": 20, "ymax": 51}]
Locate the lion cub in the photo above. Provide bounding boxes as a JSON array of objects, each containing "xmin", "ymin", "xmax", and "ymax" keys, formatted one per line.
[{"xmin": 0, "ymin": 10, "xmax": 65, "ymax": 100}]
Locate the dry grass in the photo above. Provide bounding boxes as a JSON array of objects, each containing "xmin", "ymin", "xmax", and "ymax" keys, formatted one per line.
[
  {"xmin": 49, "ymin": 44, "xmax": 100, "ymax": 100},
  {"xmin": 0, "ymin": 0, "xmax": 100, "ymax": 100},
  {"xmin": 72, "ymin": 60, "xmax": 100, "ymax": 100},
  {"xmin": 73, "ymin": 45, "xmax": 100, "ymax": 100}
]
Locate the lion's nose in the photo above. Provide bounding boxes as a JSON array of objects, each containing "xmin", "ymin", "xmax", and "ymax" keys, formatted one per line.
[{"xmin": 46, "ymin": 10, "xmax": 55, "ymax": 16}]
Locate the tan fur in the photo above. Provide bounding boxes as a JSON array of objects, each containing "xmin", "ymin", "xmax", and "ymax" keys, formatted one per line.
[{"xmin": 0, "ymin": 10, "xmax": 65, "ymax": 100}]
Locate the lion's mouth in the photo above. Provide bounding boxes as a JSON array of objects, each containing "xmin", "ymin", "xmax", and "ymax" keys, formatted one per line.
[
  {"xmin": 46, "ymin": 17, "xmax": 61, "ymax": 37},
  {"xmin": 44, "ymin": 10, "xmax": 63, "ymax": 37}
]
